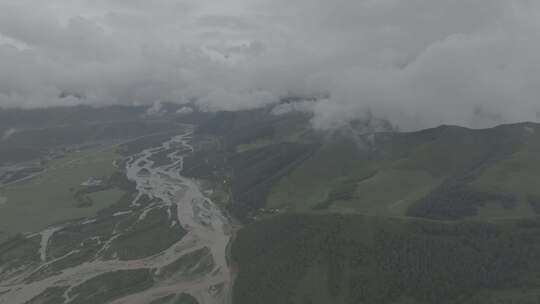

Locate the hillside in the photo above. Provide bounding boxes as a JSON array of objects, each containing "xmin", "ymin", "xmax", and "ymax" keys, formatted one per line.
[
  {"xmin": 232, "ymin": 213, "xmax": 540, "ymax": 304},
  {"xmin": 192, "ymin": 107, "xmax": 540, "ymax": 223},
  {"xmin": 267, "ymin": 123, "xmax": 540, "ymax": 221}
]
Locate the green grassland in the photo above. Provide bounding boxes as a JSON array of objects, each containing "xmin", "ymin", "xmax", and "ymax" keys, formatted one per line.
[
  {"xmin": 234, "ymin": 114, "xmax": 313, "ymax": 153},
  {"xmin": 265, "ymin": 136, "xmax": 448, "ymax": 216},
  {"xmin": 157, "ymin": 247, "xmax": 214, "ymax": 280},
  {"xmin": 263, "ymin": 123, "xmax": 540, "ymax": 221},
  {"xmin": 0, "ymin": 146, "xmax": 125, "ymax": 242},
  {"xmin": 149, "ymin": 293, "xmax": 199, "ymax": 304},
  {"xmin": 472, "ymin": 145, "xmax": 540, "ymax": 196},
  {"xmin": 0, "ymin": 234, "xmax": 41, "ymax": 280},
  {"xmin": 103, "ymin": 206, "xmax": 187, "ymax": 261},
  {"xmin": 267, "ymin": 138, "xmax": 378, "ymax": 211},
  {"xmin": 68, "ymin": 269, "xmax": 153, "ymax": 304},
  {"xmin": 24, "ymin": 286, "xmax": 68, "ymax": 304},
  {"xmin": 330, "ymin": 169, "xmax": 443, "ymax": 216}
]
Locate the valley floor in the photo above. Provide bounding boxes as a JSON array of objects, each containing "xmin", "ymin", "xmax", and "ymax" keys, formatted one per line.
[{"xmin": 0, "ymin": 128, "xmax": 233, "ymax": 304}]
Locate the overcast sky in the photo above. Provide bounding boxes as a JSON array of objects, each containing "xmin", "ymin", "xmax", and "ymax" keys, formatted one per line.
[{"xmin": 1, "ymin": 0, "xmax": 540, "ymax": 130}]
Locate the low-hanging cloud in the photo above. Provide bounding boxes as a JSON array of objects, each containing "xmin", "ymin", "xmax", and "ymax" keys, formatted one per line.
[{"xmin": 0, "ymin": 0, "xmax": 540, "ymax": 130}]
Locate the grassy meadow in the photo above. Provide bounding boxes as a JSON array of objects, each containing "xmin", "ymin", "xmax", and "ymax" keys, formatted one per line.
[{"xmin": 0, "ymin": 146, "xmax": 125, "ymax": 242}]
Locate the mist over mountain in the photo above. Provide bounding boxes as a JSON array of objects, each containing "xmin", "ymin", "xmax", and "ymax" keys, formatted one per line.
[{"xmin": 1, "ymin": 0, "xmax": 540, "ymax": 130}]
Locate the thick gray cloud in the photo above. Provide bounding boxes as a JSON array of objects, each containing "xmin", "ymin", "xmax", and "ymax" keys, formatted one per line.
[{"xmin": 0, "ymin": 0, "xmax": 540, "ymax": 130}]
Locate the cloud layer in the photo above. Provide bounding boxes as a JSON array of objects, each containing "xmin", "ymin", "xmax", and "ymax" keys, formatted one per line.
[{"xmin": 1, "ymin": 0, "xmax": 540, "ymax": 130}]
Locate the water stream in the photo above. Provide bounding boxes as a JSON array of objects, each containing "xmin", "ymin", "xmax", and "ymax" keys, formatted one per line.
[{"xmin": 0, "ymin": 127, "xmax": 233, "ymax": 304}]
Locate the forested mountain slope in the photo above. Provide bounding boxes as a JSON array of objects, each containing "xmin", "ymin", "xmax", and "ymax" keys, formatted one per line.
[{"xmin": 232, "ymin": 214, "xmax": 540, "ymax": 304}]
